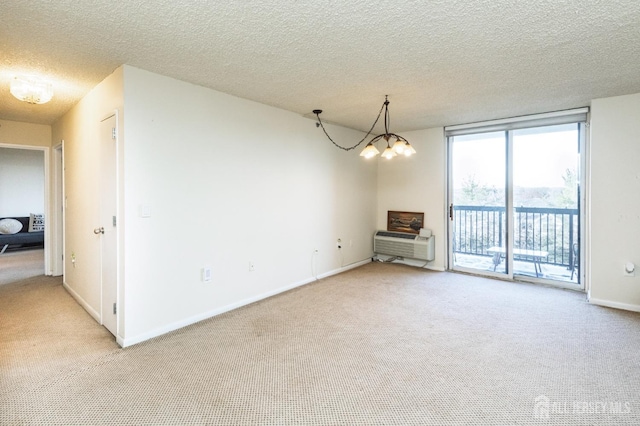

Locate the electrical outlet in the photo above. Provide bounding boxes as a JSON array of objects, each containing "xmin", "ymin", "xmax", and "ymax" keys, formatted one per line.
[
  {"xmin": 249, "ymin": 261, "xmax": 255, "ymax": 272},
  {"xmin": 71, "ymin": 252, "xmax": 76, "ymax": 268},
  {"xmin": 624, "ymin": 262, "xmax": 635, "ymax": 277},
  {"xmin": 202, "ymin": 267, "xmax": 212, "ymax": 282}
]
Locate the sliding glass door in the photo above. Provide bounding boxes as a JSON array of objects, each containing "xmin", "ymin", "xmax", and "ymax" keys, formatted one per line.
[
  {"xmin": 450, "ymin": 131, "xmax": 508, "ymax": 277},
  {"xmin": 512, "ymin": 125, "xmax": 581, "ymax": 282},
  {"xmin": 447, "ymin": 112, "xmax": 586, "ymax": 287}
]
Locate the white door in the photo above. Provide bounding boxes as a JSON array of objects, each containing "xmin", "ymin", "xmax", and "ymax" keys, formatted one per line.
[{"xmin": 99, "ymin": 115, "xmax": 117, "ymax": 336}]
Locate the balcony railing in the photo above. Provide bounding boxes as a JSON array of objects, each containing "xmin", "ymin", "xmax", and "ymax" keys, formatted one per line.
[{"xmin": 453, "ymin": 205, "xmax": 579, "ymax": 269}]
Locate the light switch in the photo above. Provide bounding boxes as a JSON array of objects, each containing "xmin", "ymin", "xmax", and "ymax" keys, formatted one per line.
[
  {"xmin": 202, "ymin": 267, "xmax": 212, "ymax": 282},
  {"xmin": 139, "ymin": 205, "xmax": 151, "ymax": 218}
]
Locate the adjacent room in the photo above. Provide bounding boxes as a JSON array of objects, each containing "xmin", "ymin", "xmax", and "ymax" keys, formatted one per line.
[
  {"xmin": 0, "ymin": 147, "xmax": 46, "ymax": 284},
  {"xmin": 1, "ymin": 1, "xmax": 639, "ymax": 424}
]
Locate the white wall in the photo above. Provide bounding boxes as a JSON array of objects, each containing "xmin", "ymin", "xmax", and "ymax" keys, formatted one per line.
[
  {"xmin": 0, "ymin": 148, "xmax": 45, "ymax": 217},
  {"xmin": 0, "ymin": 120, "xmax": 52, "ymax": 272},
  {"xmin": 0, "ymin": 120, "xmax": 51, "ymax": 148},
  {"xmin": 52, "ymin": 64, "xmax": 640, "ymax": 346},
  {"xmin": 373, "ymin": 96, "xmax": 640, "ymax": 313},
  {"xmin": 51, "ymin": 67, "xmax": 124, "ymax": 323},
  {"xmin": 0, "ymin": 121, "xmax": 50, "ymax": 219},
  {"xmin": 121, "ymin": 66, "xmax": 376, "ymax": 345},
  {"xmin": 376, "ymin": 127, "xmax": 446, "ymax": 271},
  {"xmin": 589, "ymin": 92, "xmax": 640, "ymax": 311}
]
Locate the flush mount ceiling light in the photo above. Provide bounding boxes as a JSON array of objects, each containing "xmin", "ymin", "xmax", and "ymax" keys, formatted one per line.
[
  {"xmin": 10, "ymin": 76, "xmax": 54, "ymax": 104},
  {"xmin": 313, "ymin": 96, "xmax": 416, "ymax": 160}
]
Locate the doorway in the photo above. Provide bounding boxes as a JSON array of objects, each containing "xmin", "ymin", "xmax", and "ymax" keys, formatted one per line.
[
  {"xmin": 0, "ymin": 144, "xmax": 50, "ymax": 282},
  {"xmin": 447, "ymin": 110, "xmax": 587, "ymax": 288}
]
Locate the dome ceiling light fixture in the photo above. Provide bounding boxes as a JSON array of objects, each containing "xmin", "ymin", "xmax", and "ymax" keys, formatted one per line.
[
  {"xmin": 313, "ymin": 95, "xmax": 416, "ymax": 160},
  {"xmin": 10, "ymin": 76, "xmax": 54, "ymax": 104}
]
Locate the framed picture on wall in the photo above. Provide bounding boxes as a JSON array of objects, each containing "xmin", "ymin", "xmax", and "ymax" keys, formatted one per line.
[{"xmin": 387, "ymin": 211, "xmax": 424, "ymax": 234}]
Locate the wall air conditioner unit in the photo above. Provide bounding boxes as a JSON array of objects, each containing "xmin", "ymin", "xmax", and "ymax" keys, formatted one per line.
[{"xmin": 374, "ymin": 230, "xmax": 435, "ymax": 261}]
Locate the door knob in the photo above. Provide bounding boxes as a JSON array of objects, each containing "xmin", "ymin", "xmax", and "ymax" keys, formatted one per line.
[{"xmin": 94, "ymin": 227, "xmax": 104, "ymax": 235}]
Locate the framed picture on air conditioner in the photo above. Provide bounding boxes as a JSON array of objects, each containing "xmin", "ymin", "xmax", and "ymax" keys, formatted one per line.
[{"xmin": 387, "ymin": 211, "xmax": 424, "ymax": 234}]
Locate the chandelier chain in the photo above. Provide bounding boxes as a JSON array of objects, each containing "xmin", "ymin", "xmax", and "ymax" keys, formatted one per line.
[{"xmin": 314, "ymin": 101, "xmax": 386, "ymax": 151}]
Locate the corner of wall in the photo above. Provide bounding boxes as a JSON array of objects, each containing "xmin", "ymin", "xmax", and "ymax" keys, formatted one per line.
[
  {"xmin": 588, "ymin": 92, "xmax": 640, "ymax": 311},
  {"xmin": 376, "ymin": 127, "xmax": 446, "ymax": 270}
]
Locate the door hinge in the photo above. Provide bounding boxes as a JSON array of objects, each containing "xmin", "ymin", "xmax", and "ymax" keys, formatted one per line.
[
  {"xmin": 449, "ymin": 204, "xmax": 454, "ymax": 220},
  {"xmin": 113, "ymin": 303, "xmax": 117, "ymax": 315},
  {"xmin": 111, "ymin": 127, "xmax": 116, "ymax": 140},
  {"xmin": 112, "ymin": 216, "xmax": 117, "ymax": 226}
]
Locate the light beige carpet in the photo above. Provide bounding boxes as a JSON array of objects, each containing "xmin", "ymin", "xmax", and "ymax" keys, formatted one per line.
[
  {"xmin": 0, "ymin": 248, "xmax": 44, "ymax": 286},
  {"xmin": 1, "ymin": 263, "xmax": 639, "ymax": 425}
]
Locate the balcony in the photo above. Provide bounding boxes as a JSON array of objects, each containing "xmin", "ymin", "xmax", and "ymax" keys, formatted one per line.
[{"xmin": 452, "ymin": 205, "xmax": 579, "ymax": 283}]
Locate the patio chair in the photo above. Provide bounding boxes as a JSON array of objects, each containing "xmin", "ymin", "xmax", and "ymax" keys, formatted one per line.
[{"xmin": 570, "ymin": 243, "xmax": 579, "ymax": 280}]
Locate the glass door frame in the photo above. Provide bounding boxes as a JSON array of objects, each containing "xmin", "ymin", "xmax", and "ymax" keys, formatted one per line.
[
  {"xmin": 446, "ymin": 113, "xmax": 588, "ymax": 291},
  {"xmin": 447, "ymin": 131, "xmax": 514, "ymax": 281}
]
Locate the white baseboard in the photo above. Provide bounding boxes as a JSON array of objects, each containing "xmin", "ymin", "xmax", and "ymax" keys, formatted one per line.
[
  {"xmin": 374, "ymin": 255, "xmax": 444, "ymax": 272},
  {"xmin": 63, "ymin": 281, "xmax": 100, "ymax": 322},
  {"xmin": 424, "ymin": 265, "xmax": 446, "ymax": 272},
  {"xmin": 317, "ymin": 258, "xmax": 372, "ymax": 279},
  {"xmin": 588, "ymin": 297, "xmax": 640, "ymax": 313},
  {"xmin": 120, "ymin": 259, "xmax": 372, "ymax": 348},
  {"xmin": 63, "ymin": 280, "xmax": 126, "ymax": 347},
  {"xmin": 116, "ymin": 335, "xmax": 126, "ymax": 347}
]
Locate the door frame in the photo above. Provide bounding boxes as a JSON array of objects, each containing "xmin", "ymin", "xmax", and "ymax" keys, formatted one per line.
[
  {"xmin": 446, "ymin": 133, "xmax": 512, "ymax": 280},
  {"xmin": 446, "ymin": 109, "xmax": 589, "ymax": 291},
  {"xmin": 52, "ymin": 142, "xmax": 64, "ymax": 276},
  {"xmin": 99, "ymin": 112, "xmax": 119, "ymax": 337}
]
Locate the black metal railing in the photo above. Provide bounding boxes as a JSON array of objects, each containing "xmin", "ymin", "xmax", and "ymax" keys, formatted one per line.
[{"xmin": 452, "ymin": 205, "xmax": 578, "ymax": 268}]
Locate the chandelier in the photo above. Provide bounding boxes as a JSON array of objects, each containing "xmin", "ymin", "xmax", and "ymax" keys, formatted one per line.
[
  {"xmin": 313, "ymin": 96, "xmax": 416, "ymax": 159},
  {"xmin": 10, "ymin": 76, "xmax": 53, "ymax": 104}
]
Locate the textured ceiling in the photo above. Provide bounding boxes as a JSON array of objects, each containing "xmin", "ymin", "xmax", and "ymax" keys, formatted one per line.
[{"xmin": 1, "ymin": 0, "xmax": 640, "ymax": 131}]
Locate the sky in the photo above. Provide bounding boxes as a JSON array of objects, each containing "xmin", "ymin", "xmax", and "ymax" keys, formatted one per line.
[{"xmin": 452, "ymin": 125, "xmax": 579, "ymax": 189}]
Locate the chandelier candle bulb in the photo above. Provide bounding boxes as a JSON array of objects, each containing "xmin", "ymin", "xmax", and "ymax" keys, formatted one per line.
[
  {"xmin": 360, "ymin": 142, "xmax": 380, "ymax": 158},
  {"xmin": 382, "ymin": 144, "xmax": 397, "ymax": 159},
  {"xmin": 392, "ymin": 139, "xmax": 406, "ymax": 154},
  {"xmin": 403, "ymin": 142, "xmax": 417, "ymax": 156}
]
